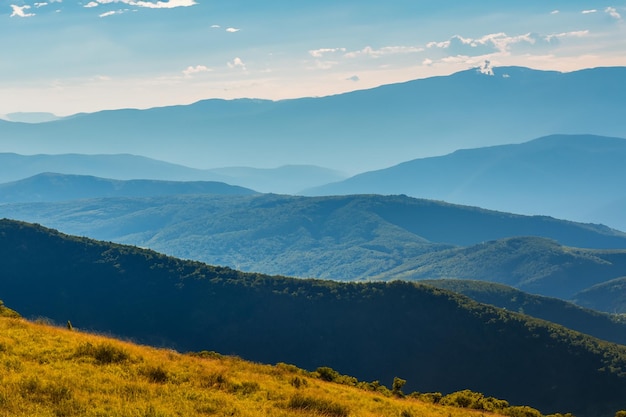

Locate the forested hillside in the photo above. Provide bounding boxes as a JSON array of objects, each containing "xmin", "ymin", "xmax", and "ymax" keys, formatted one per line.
[{"xmin": 1, "ymin": 219, "xmax": 626, "ymax": 416}]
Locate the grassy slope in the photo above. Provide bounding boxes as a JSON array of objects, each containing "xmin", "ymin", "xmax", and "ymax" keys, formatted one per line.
[{"xmin": 0, "ymin": 315, "xmax": 512, "ymax": 417}]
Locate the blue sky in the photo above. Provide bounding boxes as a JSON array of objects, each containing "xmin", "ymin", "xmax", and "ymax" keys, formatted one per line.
[{"xmin": 2, "ymin": 0, "xmax": 625, "ymax": 116}]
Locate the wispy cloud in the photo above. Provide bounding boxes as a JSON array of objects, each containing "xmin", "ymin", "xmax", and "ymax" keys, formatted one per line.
[
  {"xmin": 551, "ymin": 10, "xmax": 559, "ymax": 15},
  {"xmin": 605, "ymin": 7, "xmax": 622, "ymax": 20},
  {"xmin": 227, "ymin": 57, "xmax": 246, "ymax": 70},
  {"xmin": 85, "ymin": 0, "xmax": 196, "ymax": 11},
  {"xmin": 183, "ymin": 65, "xmax": 211, "ymax": 77},
  {"xmin": 346, "ymin": 75, "xmax": 359, "ymax": 82},
  {"xmin": 345, "ymin": 45, "xmax": 423, "ymax": 58},
  {"xmin": 34, "ymin": 2, "xmax": 48, "ymax": 8},
  {"xmin": 309, "ymin": 48, "xmax": 346, "ymax": 58},
  {"xmin": 99, "ymin": 9, "xmax": 125, "ymax": 17},
  {"xmin": 426, "ymin": 31, "xmax": 590, "ymax": 57},
  {"xmin": 225, "ymin": 27, "xmax": 240, "ymax": 33},
  {"xmin": 581, "ymin": 9, "xmax": 597, "ymax": 14},
  {"xmin": 10, "ymin": 4, "xmax": 35, "ymax": 17},
  {"xmin": 545, "ymin": 30, "xmax": 589, "ymax": 43}
]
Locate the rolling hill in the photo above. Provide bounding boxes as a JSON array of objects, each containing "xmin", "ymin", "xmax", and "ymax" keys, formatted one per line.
[
  {"xmin": 1, "ymin": 66, "xmax": 625, "ymax": 174},
  {"xmin": 1, "ymin": 219, "xmax": 626, "ymax": 416},
  {"xmin": 421, "ymin": 279, "xmax": 626, "ymax": 345},
  {"xmin": 573, "ymin": 277, "xmax": 626, "ymax": 314},
  {"xmin": 374, "ymin": 236, "xmax": 626, "ymax": 301},
  {"xmin": 0, "ymin": 172, "xmax": 257, "ymax": 202},
  {"xmin": 1, "ymin": 194, "xmax": 626, "ymax": 287},
  {"xmin": 304, "ymin": 134, "xmax": 626, "ymax": 232}
]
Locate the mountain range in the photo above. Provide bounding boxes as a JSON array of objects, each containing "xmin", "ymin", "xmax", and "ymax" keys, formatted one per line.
[
  {"xmin": 305, "ymin": 134, "xmax": 626, "ymax": 232},
  {"xmin": 2, "ymin": 219, "xmax": 626, "ymax": 417},
  {"xmin": 1, "ymin": 66, "xmax": 625, "ymax": 174}
]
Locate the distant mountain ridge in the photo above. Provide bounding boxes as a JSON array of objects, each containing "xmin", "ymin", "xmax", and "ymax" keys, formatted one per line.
[
  {"xmin": 1, "ymin": 66, "xmax": 624, "ymax": 174},
  {"xmin": 305, "ymin": 134, "xmax": 626, "ymax": 231},
  {"xmin": 0, "ymin": 173, "xmax": 257, "ymax": 202},
  {"xmin": 2, "ymin": 218, "xmax": 626, "ymax": 417},
  {"xmin": 0, "ymin": 153, "xmax": 346, "ymax": 194}
]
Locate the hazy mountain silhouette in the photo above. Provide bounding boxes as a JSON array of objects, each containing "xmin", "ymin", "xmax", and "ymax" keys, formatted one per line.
[
  {"xmin": 0, "ymin": 112, "xmax": 61, "ymax": 123},
  {"xmin": 0, "ymin": 153, "xmax": 344, "ymax": 194},
  {"xmin": 0, "ymin": 173, "xmax": 257, "ymax": 202},
  {"xmin": 305, "ymin": 134, "xmax": 626, "ymax": 231},
  {"xmin": 1, "ymin": 66, "xmax": 624, "ymax": 174}
]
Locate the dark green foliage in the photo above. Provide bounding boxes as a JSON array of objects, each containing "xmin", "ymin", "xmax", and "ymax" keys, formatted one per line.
[
  {"xmin": 316, "ymin": 367, "xmax": 340, "ymax": 382},
  {"xmin": 2, "ymin": 219, "xmax": 626, "ymax": 417},
  {"xmin": 502, "ymin": 406, "xmax": 543, "ymax": 417},
  {"xmin": 392, "ymin": 377, "xmax": 406, "ymax": 397},
  {"xmin": 440, "ymin": 389, "xmax": 508, "ymax": 411},
  {"xmin": 287, "ymin": 394, "xmax": 349, "ymax": 417}
]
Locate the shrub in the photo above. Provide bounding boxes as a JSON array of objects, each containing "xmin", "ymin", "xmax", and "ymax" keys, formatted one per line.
[
  {"xmin": 141, "ymin": 365, "xmax": 169, "ymax": 383},
  {"xmin": 74, "ymin": 342, "xmax": 129, "ymax": 365},
  {"xmin": 316, "ymin": 366, "xmax": 340, "ymax": 382},
  {"xmin": 287, "ymin": 394, "xmax": 349, "ymax": 417},
  {"xmin": 503, "ymin": 405, "xmax": 543, "ymax": 417},
  {"xmin": 392, "ymin": 377, "xmax": 407, "ymax": 397}
]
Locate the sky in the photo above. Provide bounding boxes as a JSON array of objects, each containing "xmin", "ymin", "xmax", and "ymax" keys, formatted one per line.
[{"xmin": 1, "ymin": 0, "xmax": 625, "ymax": 116}]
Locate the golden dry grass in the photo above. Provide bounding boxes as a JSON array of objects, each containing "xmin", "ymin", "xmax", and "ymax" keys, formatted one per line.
[{"xmin": 0, "ymin": 316, "xmax": 509, "ymax": 417}]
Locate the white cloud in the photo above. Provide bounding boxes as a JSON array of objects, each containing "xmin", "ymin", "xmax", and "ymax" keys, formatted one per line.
[
  {"xmin": 545, "ymin": 30, "xmax": 589, "ymax": 43},
  {"xmin": 309, "ymin": 48, "xmax": 346, "ymax": 58},
  {"xmin": 10, "ymin": 4, "xmax": 35, "ymax": 17},
  {"xmin": 183, "ymin": 65, "xmax": 211, "ymax": 77},
  {"xmin": 426, "ymin": 31, "xmax": 590, "ymax": 57},
  {"xmin": 132, "ymin": 0, "xmax": 196, "ymax": 8},
  {"xmin": 99, "ymin": 9, "xmax": 123, "ymax": 17},
  {"xmin": 227, "ymin": 57, "xmax": 246, "ymax": 70},
  {"xmin": 345, "ymin": 45, "xmax": 423, "ymax": 58},
  {"xmin": 34, "ymin": 2, "xmax": 48, "ymax": 7},
  {"xmin": 211, "ymin": 24, "xmax": 220, "ymax": 28},
  {"xmin": 422, "ymin": 58, "xmax": 433, "ymax": 66},
  {"xmin": 226, "ymin": 27, "xmax": 240, "ymax": 33},
  {"xmin": 551, "ymin": 10, "xmax": 559, "ymax": 14},
  {"xmin": 581, "ymin": 9, "xmax": 597, "ymax": 14},
  {"xmin": 86, "ymin": 0, "xmax": 196, "ymax": 10},
  {"xmin": 84, "ymin": 1, "xmax": 99, "ymax": 7},
  {"xmin": 605, "ymin": 7, "xmax": 622, "ymax": 20}
]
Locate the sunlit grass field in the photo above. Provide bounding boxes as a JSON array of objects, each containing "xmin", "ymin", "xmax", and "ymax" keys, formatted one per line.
[{"xmin": 0, "ymin": 312, "xmax": 519, "ymax": 417}]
